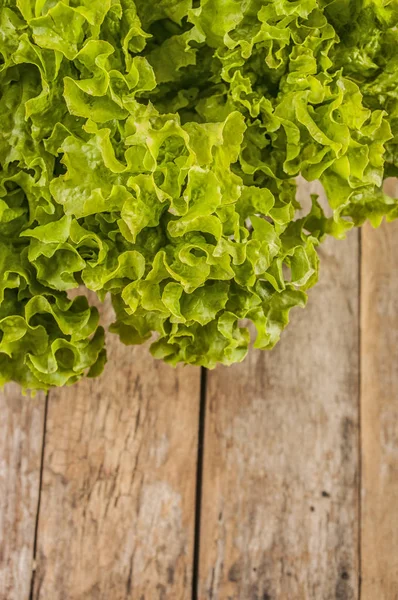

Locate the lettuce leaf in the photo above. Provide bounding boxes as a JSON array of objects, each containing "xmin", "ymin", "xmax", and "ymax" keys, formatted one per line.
[{"xmin": 0, "ymin": 0, "xmax": 397, "ymax": 388}]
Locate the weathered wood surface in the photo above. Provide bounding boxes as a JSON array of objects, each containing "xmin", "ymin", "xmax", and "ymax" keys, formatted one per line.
[
  {"xmin": 0, "ymin": 386, "xmax": 45, "ymax": 600},
  {"xmin": 198, "ymin": 228, "xmax": 360, "ymax": 599},
  {"xmin": 31, "ymin": 299, "xmax": 201, "ymax": 600},
  {"xmin": 361, "ymin": 179, "xmax": 398, "ymax": 599}
]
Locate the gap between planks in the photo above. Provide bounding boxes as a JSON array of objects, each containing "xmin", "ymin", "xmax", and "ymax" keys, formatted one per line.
[
  {"xmin": 29, "ymin": 392, "xmax": 49, "ymax": 600},
  {"xmin": 192, "ymin": 367, "xmax": 208, "ymax": 600},
  {"xmin": 357, "ymin": 228, "xmax": 362, "ymax": 600}
]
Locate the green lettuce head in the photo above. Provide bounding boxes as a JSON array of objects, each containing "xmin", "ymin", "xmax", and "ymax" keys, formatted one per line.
[{"xmin": 0, "ymin": 0, "xmax": 397, "ymax": 389}]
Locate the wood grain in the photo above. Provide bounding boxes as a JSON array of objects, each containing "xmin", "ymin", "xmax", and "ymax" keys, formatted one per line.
[
  {"xmin": 361, "ymin": 179, "xmax": 398, "ymax": 599},
  {"xmin": 198, "ymin": 229, "xmax": 360, "ymax": 599},
  {"xmin": 31, "ymin": 298, "xmax": 201, "ymax": 600},
  {"xmin": 0, "ymin": 385, "xmax": 46, "ymax": 600}
]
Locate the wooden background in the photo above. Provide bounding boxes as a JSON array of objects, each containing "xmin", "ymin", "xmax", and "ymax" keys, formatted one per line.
[{"xmin": 1, "ymin": 181, "xmax": 398, "ymax": 600}]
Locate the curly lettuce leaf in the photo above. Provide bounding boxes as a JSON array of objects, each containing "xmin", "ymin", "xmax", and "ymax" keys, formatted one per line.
[{"xmin": 0, "ymin": 0, "xmax": 397, "ymax": 388}]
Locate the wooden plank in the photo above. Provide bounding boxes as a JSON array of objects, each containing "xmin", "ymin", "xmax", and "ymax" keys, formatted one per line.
[
  {"xmin": 32, "ymin": 298, "xmax": 201, "ymax": 599},
  {"xmin": 198, "ymin": 226, "xmax": 360, "ymax": 596},
  {"xmin": 361, "ymin": 179, "xmax": 398, "ymax": 598},
  {"xmin": 0, "ymin": 385, "xmax": 46, "ymax": 600}
]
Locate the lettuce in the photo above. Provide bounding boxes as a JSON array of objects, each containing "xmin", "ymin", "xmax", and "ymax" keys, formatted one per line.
[{"xmin": 0, "ymin": 0, "xmax": 397, "ymax": 388}]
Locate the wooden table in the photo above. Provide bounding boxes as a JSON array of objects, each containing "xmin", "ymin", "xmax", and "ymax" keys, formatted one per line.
[{"xmin": 1, "ymin": 183, "xmax": 398, "ymax": 600}]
